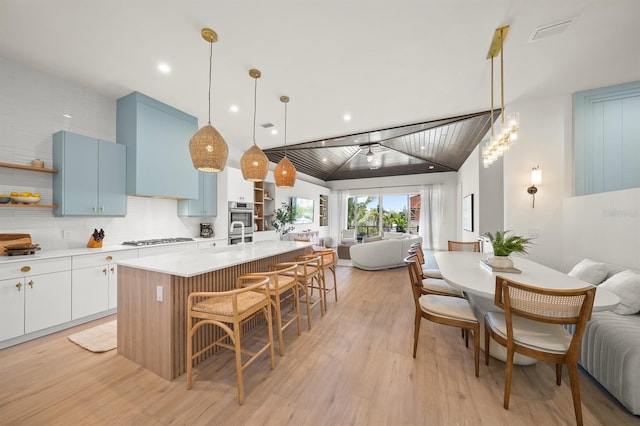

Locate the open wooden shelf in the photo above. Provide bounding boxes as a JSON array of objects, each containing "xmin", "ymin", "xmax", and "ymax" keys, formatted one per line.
[{"xmin": 0, "ymin": 162, "xmax": 58, "ymax": 174}]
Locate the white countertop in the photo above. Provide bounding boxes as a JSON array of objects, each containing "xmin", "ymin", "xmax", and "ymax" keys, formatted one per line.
[
  {"xmin": 116, "ymin": 240, "xmax": 312, "ymax": 278},
  {"xmin": 435, "ymin": 251, "xmax": 620, "ymax": 311},
  {"xmin": 0, "ymin": 238, "xmax": 222, "ymax": 265}
]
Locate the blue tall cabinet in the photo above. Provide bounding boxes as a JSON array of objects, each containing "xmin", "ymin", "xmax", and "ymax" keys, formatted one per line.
[
  {"xmin": 52, "ymin": 131, "xmax": 127, "ymax": 217},
  {"xmin": 116, "ymin": 92, "xmax": 199, "ymax": 199}
]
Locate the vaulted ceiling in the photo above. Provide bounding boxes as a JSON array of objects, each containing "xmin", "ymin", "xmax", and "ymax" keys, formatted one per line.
[{"xmin": 264, "ymin": 109, "xmax": 500, "ymax": 180}]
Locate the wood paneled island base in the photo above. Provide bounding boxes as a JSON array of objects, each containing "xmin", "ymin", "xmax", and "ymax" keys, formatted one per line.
[{"xmin": 116, "ymin": 243, "xmax": 308, "ymax": 380}]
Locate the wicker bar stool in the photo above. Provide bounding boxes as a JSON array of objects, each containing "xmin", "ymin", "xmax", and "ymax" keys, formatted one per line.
[
  {"xmin": 277, "ymin": 254, "xmax": 324, "ymax": 330},
  {"xmin": 313, "ymin": 248, "xmax": 338, "ymax": 311},
  {"xmin": 186, "ymin": 274, "xmax": 275, "ymax": 405}
]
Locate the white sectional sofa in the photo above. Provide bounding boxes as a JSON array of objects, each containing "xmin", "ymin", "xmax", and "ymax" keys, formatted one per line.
[
  {"xmin": 350, "ymin": 232, "xmax": 422, "ymax": 271},
  {"xmin": 563, "ymin": 257, "xmax": 640, "ymax": 415}
]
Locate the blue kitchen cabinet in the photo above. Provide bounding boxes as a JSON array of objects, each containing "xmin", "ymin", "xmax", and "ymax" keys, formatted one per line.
[
  {"xmin": 52, "ymin": 131, "xmax": 126, "ymax": 217},
  {"xmin": 117, "ymin": 92, "xmax": 198, "ymax": 199},
  {"xmin": 177, "ymin": 171, "xmax": 218, "ymax": 217}
]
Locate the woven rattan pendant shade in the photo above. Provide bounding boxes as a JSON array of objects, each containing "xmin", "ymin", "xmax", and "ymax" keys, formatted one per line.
[
  {"xmin": 240, "ymin": 68, "xmax": 269, "ymax": 182},
  {"xmin": 190, "ymin": 124, "xmax": 229, "ymax": 172},
  {"xmin": 275, "ymin": 95, "xmax": 296, "ymax": 188},
  {"xmin": 240, "ymin": 145, "xmax": 269, "ymax": 182},
  {"xmin": 274, "ymin": 155, "xmax": 296, "ymax": 188},
  {"xmin": 189, "ymin": 28, "xmax": 228, "ymax": 173}
]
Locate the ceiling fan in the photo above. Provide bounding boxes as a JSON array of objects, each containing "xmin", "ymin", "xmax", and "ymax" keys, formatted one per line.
[{"xmin": 358, "ymin": 143, "xmax": 385, "ymax": 169}]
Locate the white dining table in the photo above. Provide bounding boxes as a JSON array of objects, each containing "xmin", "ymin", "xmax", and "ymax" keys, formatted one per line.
[{"xmin": 434, "ymin": 251, "xmax": 620, "ymax": 364}]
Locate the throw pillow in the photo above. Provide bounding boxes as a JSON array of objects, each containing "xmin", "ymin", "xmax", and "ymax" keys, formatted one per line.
[
  {"xmin": 567, "ymin": 258, "xmax": 609, "ymax": 285},
  {"xmin": 599, "ymin": 270, "xmax": 640, "ymax": 315}
]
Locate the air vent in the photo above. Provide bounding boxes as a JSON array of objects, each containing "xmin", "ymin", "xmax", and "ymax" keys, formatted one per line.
[
  {"xmin": 261, "ymin": 122, "xmax": 274, "ymax": 128},
  {"xmin": 529, "ymin": 17, "xmax": 576, "ymax": 42}
]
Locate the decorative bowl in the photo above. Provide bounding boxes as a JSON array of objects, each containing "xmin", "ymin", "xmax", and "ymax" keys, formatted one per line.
[
  {"xmin": 11, "ymin": 196, "xmax": 41, "ymax": 204},
  {"xmin": 0, "ymin": 196, "xmax": 11, "ymax": 204}
]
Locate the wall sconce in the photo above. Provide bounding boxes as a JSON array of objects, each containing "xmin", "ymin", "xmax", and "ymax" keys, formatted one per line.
[{"xmin": 527, "ymin": 166, "xmax": 542, "ymax": 208}]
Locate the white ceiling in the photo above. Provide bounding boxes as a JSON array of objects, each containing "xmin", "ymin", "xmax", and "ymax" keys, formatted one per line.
[{"xmin": 1, "ymin": 0, "xmax": 639, "ymax": 162}]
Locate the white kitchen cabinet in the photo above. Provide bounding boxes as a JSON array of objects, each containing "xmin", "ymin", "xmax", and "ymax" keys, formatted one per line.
[
  {"xmin": 25, "ymin": 270, "xmax": 72, "ymax": 333},
  {"xmin": 0, "ymin": 257, "xmax": 72, "ymax": 339},
  {"xmin": 71, "ymin": 250, "xmax": 138, "ymax": 319},
  {"xmin": 0, "ymin": 277, "xmax": 25, "ymax": 341},
  {"xmin": 227, "ymin": 167, "xmax": 254, "ymax": 203}
]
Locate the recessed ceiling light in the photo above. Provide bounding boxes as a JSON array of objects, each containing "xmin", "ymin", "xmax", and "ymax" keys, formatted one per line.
[
  {"xmin": 63, "ymin": 114, "xmax": 72, "ymax": 118},
  {"xmin": 343, "ymin": 114, "xmax": 351, "ymax": 121},
  {"xmin": 158, "ymin": 62, "xmax": 171, "ymax": 74},
  {"xmin": 428, "ymin": 165, "xmax": 435, "ymax": 169},
  {"xmin": 420, "ymin": 146, "xmax": 425, "ymax": 150},
  {"xmin": 271, "ymin": 129, "xmax": 278, "ymax": 135},
  {"xmin": 229, "ymin": 105, "xmax": 239, "ymax": 112}
]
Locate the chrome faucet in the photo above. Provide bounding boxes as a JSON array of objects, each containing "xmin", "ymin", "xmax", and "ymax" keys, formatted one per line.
[{"xmin": 229, "ymin": 221, "xmax": 245, "ymax": 245}]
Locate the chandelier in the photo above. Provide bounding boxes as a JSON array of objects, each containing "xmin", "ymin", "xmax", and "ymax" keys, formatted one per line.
[{"xmin": 483, "ymin": 25, "xmax": 519, "ymax": 167}]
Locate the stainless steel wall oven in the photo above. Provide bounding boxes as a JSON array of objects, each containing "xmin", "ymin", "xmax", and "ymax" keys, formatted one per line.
[{"xmin": 228, "ymin": 201, "xmax": 254, "ymax": 244}]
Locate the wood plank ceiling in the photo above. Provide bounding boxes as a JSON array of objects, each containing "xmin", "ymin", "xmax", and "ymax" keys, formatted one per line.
[{"xmin": 263, "ymin": 109, "xmax": 500, "ymax": 181}]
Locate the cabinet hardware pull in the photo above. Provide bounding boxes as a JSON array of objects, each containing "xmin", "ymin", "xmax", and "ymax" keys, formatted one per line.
[
  {"xmin": 28, "ymin": 280, "xmax": 34, "ymax": 288},
  {"xmin": 106, "ymin": 255, "xmax": 113, "ymax": 261},
  {"xmin": 92, "ymin": 206, "xmax": 97, "ymax": 212},
  {"xmin": 21, "ymin": 266, "xmax": 31, "ymax": 273},
  {"xmin": 16, "ymin": 282, "xmax": 22, "ymax": 291},
  {"xmin": 102, "ymin": 268, "xmax": 107, "ymax": 275},
  {"xmin": 110, "ymin": 267, "xmax": 115, "ymax": 273},
  {"xmin": 100, "ymin": 206, "xmax": 104, "ymax": 212}
]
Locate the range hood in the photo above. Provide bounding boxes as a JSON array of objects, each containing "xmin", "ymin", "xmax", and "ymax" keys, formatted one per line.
[{"xmin": 116, "ymin": 92, "xmax": 198, "ymax": 199}]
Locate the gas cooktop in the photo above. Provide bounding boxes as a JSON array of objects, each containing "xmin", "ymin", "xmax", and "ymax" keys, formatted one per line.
[{"xmin": 121, "ymin": 237, "xmax": 194, "ymax": 246}]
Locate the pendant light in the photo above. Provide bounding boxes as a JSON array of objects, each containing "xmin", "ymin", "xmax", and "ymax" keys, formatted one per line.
[
  {"xmin": 482, "ymin": 25, "xmax": 520, "ymax": 168},
  {"xmin": 274, "ymin": 95, "xmax": 297, "ymax": 188},
  {"xmin": 189, "ymin": 28, "xmax": 228, "ymax": 173},
  {"xmin": 240, "ymin": 69, "xmax": 269, "ymax": 182}
]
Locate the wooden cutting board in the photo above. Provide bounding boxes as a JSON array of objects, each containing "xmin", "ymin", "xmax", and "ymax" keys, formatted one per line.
[{"xmin": 0, "ymin": 233, "xmax": 32, "ymax": 255}]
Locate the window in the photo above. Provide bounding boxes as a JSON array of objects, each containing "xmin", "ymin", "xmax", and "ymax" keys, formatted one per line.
[{"xmin": 347, "ymin": 193, "xmax": 419, "ymax": 238}]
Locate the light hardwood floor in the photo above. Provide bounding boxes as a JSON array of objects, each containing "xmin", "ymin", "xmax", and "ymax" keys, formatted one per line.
[{"xmin": 0, "ymin": 265, "xmax": 637, "ymax": 425}]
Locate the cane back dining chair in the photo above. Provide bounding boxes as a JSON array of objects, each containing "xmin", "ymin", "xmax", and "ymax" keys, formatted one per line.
[
  {"xmin": 408, "ymin": 243, "xmax": 442, "ymax": 279},
  {"xmin": 407, "ymin": 246, "xmax": 462, "ymax": 298},
  {"xmin": 484, "ymin": 276, "xmax": 596, "ymax": 425},
  {"xmin": 186, "ymin": 274, "xmax": 275, "ymax": 405},
  {"xmin": 448, "ymin": 240, "xmax": 481, "ymax": 252},
  {"xmin": 405, "ymin": 255, "xmax": 480, "ymax": 377}
]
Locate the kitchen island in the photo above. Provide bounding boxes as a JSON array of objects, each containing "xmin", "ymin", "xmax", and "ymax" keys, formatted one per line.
[{"xmin": 116, "ymin": 241, "xmax": 311, "ymax": 380}]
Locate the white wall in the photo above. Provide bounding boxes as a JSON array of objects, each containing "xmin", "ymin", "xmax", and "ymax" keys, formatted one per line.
[
  {"xmin": 502, "ymin": 96, "xmax": 571, "ymax": 270},
  {"xmin": 327, "ymin": 172, "xmax": 458, "ymax": 250},
  {"xmin": 562, "ymin": 188, "xmax": 640, "ymax": 270},
  {"xmin": 457, "ymin": 145, "xmax": 480, "ymax": 242}
]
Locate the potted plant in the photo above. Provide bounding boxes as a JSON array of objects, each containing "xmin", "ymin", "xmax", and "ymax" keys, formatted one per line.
[
  {"xmin": 271, "ymin": 202, "xmax": 295, "ymax": 240},
  {"xmin": 485, "ymin": 230, "xmax": 533, "ymax": 269}
]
